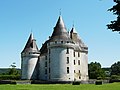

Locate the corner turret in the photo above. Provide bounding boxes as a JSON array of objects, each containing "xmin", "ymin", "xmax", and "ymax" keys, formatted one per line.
[
  {"xmin": 70, "ymin": 26, "xmax": 88, "ymax": 53},
  {"xmin": 21, "ymin": 33, "xmax": 40, "ymax": 80}
]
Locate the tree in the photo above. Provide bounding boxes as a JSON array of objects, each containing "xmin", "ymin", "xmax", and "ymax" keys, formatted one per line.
[
  {"xmin": 107, "ymin": 0, "xmax": 120, "ymax": 32},
  {"xmin": 88, "ymin": 62, "xmax": 105, "ymax": 79},
  {"xmin": 111, "ymin": 61, "xmax": 120, "ymax": 75},
  {"xmin": 8, "ymin": 62, "xmax": 19, "ymax": 75}
]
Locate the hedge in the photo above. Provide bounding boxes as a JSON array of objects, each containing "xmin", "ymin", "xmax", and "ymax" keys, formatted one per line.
[
  {"xmin": 72, "ymin": 81, "xmax": 81, "ymax": 85},
  {"xmin": 0, "ymin": 75, "xmax": 20, "ymax": 80},
  {"xmin": 95, "ymin": 80, "xmax": 102, "ymax": 85}
]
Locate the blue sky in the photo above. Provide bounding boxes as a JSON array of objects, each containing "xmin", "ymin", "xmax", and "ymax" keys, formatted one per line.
[{"xmin": 0, "ymin": 0, "xmax": 120, "ymax": 68}]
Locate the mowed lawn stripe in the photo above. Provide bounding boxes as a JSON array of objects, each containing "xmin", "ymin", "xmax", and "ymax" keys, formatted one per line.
[{"xmin": 0, "ymin": 83, "xmax": 120, "ymax": 90}]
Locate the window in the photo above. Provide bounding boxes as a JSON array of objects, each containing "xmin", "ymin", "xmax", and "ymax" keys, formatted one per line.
[
  {"xmin": 45, "ymin": 62, "xmax": 47, "ymax": 67},
  {"xmin": 78, "ymin": 52, "xmax": 80, "ymax": 57},
  {"xmin": 74, "ymin": 70, "xmax": 76, "ymax": 73},
  {"xmin": 49, "ymin": 49, "xmax": 51, "ymax": 54},
  {"xmin": 67, "ymin": 67, "xmax": 69, "ymax": 74},
  {"xmin": 79, "ymin": 70, "xmax": 80, "ymax": 73},
  {"xmin": 49, "ymin": 58, "xmax": 50, "ymax": 63},
  {"xmin": 74, "ymin": 60, "xmax": 76, "ymax": 65},
  {"xmin": 45, "ymin": 56, "xmax": 47, "ymax": 60},
  {"xmin": 66, "ymin": 48, "xmax": 69, "ymax": 54},
  {"xmin": 61, "ymin": 41, "xmax": 63, "ymax": 43},
  {"xmin": 67, "ymin": 57, "xmax": 69, "ymax": 64},
  {"xmin": 49, "ymin": 75, "xmax": 50, "ymax": 79},
  {"xmin": 45, "ymin": 69, "xmax": 47, "ymax": 74},
  {"xmin": 74, "ymin": 52, "xmax": 75, "ymax": 57},
  {"xmin": 78, "ymin": 60, "xmax": 80, "ymax": 65},
  {"xmin": 49, "ymin": 68, "xmax": 50, "ymax": 73},
  {"xmin": 79, "ymin": 76, "xmax": 81, "ymax": 79}
]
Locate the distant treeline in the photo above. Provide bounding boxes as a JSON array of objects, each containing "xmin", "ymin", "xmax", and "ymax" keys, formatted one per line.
[{"xmin": 0, "ymin": 68, "xmax": 21, "ymax": 75}]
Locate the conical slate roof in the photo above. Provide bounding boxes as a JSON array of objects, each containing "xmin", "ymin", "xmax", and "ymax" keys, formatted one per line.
[
  {"xmin": 70, "ymin": 27, "xmax": 88, "ymax": 50},
  {"xmin": 70, "ymin": 27, "xmax": 77, "ymax": 34},
  {"xmin": 49, "ymin": 16, "xmax": 72, "ymax": 42},
  {"xmin": 22, "ymin": 33, "xmax": 39, "ymax": 53}
]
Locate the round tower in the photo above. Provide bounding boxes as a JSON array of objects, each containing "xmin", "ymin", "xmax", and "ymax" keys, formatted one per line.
[
  {"xmin": 21, "ymin": 33, "xmax": 40, "ymax": 80},
  {"xmin": 47, "ymin": 16, "xmax": 75, "ymax": 81}
]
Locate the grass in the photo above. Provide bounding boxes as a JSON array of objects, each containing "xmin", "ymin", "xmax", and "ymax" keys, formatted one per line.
[{"xmin": 0, "ymin": 83, "xmax": 120, "ymax": 90}]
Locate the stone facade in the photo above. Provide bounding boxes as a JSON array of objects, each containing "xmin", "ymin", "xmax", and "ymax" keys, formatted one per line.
[{"xmin": 21, "ymin": 15, "xmax": 88, "ymax": 82}]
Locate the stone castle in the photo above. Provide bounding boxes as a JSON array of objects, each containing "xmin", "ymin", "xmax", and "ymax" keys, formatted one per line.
[{"xmin": 21, "ymin": 15, "xmax": 88, "ymax": 82}]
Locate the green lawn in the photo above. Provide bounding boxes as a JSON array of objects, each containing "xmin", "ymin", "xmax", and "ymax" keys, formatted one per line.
[{"xmin": 0, "ymin": 83, "xmax": 120, "ymax": 90}]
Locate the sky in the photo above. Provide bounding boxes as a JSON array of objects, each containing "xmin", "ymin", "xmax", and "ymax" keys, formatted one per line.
[{"xmin": 0, "ymin": 0, "xmax": 120, "ymax": 68}]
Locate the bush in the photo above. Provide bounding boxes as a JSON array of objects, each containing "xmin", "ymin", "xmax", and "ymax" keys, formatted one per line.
[
  {"xmin": 95, "ymin": 80, "xmax": 102, "ymax": 85},
  {"xmin": 109, "ymin": 75, "xmax": 120, "ymax": 83},
  {"xmin": 72, "ymin": 81, "xmax": 80, "ymax": 85},
  {"xmin": 0, "ymin": 75, "xmax": 20, "ymax": 80},
  {"xmin": 97, "ymin": 77, "xmax": 102, "ymax": 80},
  {"xmin": 111, "ymin": 75, "xmax": 120, "ymax": 80}
]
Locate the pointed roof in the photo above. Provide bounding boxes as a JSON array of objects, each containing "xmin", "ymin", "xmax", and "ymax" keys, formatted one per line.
[
  {"xmin": 70, "ymin": 27, "xmax": 77, "ymax": 34},
  {"xmin": 21, "ymin": 33, "xmax": 39, "ymax": 53},
  {"xmin": 49, "ymin": 16, "xmax": 72, "ymax": 42},
  {"xmin": 70, "ymin": 27, "xmax": 88, "ymax": 49}
]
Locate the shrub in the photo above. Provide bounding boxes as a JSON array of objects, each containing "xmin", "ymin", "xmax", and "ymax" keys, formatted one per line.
[
  {"xmin": 111, "ymin": 75, "xmax": 120, "ymax": 80},
  {"xmin": 95, "ymin": 80, "xmax": 102, "ymax": 85},
  {"xmin": 0, "ymin": 75, "xmax": 20, "ymax": 80},
  {"xmin": 72, "ymin": 81, "xmax": 80, "ymax": 85}
]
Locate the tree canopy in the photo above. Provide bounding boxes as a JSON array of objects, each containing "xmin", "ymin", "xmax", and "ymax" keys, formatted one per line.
[
  {"xmin": 107, "ymin": 0, "xmax": 120, "ymax": 32},
  {"xmin": 111, "ymin": 61, "xmax": 120, "ymax": 76},
  {"xmin": 88, "ymin": 62, "xmax": 105, "ymax": 79}
]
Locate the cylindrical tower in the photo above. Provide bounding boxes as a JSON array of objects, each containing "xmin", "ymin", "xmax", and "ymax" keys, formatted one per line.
[
  {"xmin": 48, "ymin": 41, "xmax": 75, "ymax": 81},
  {"xmin": 47, "ymin": 16, "xmax": 75, "ymax": 81},
  {"xmin": 21, "ymin": 33, "xmax": 40, "ymax": 80}
]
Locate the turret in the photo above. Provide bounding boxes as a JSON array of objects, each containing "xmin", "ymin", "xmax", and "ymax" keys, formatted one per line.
[
  {"xmin": 70, "ymin": 27, "xmax": 89, "ymax": 81},
  {"xmin": 46, "ymin": 16, "xmax": 75, "ymax": 81},
  {"xmin": 70, "ymin": 26, "xmax": 88, "ymax": 53},
  {"xmin": 21, "ymin": 33, "xmax": 40, "ymax": 80}
]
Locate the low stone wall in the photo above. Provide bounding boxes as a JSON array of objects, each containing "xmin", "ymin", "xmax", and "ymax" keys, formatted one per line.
[
  {"xmin": 0, "ymin": 80, "xmax": 110, "ymax": 84},
  {"xmin": 88, "ymin": 79, "xmax": 109, "ymax": 84}
]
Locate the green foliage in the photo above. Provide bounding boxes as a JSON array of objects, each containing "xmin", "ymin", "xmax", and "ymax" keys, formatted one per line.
[
  {"xmin": 111, "ymin": 61, "xmax": 120, "ymax": 76},
  {"xmin": 0, "ymin": 62, "xmax": 20, "ymax": 80},
  {"xmin": 7, "ymin": 62, "xmax": 20, "ymax": 75},
  {"xmin": 0, "ymin": 75, "xmax": 20, "ymax": 80},
  {"xmin": 72, "ymin": 81, "xmax": 80, "ymax": 85},
  {"xmin": 107, "ymin": 0, "xmax": 120, "ymax": 32},
  {"xmin": 8, "ymin": 68, "xmax": 20, "ymax": 75},
  {"xmin": 95, "ymin": 80, "xmax": 102, "ymax": 85},
  {"xmin": 88, "ymin": 62, "xmax": 105, "ymax": 79},
  {"xmin": 111, "ymin": 75, "xmax": 120, "ymax": 80}
]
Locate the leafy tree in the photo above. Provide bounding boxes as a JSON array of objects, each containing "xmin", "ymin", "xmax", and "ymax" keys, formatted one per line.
[
  {"xmin": 88, "ymin": 62, "xmax": 105, "ymax": 79},
  {"xmin": 111, "ymin": 61, "xmax": 120, "ymax": 75},
  {"xmin": 8, "ymin": 62, "xmax": 19, "ymax": 75},
  {"xmin": 107, "ymin": 0, "xmax": 120, "ymax": 32}
]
